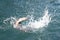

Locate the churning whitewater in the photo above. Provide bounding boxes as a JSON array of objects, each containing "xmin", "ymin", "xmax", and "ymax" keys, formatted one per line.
[{"xmin": 3, "ymin": 8, "xmax": 51, "ymax": 32}]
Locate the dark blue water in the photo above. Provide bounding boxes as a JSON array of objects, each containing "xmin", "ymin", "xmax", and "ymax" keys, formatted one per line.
[{"xmin": 0, "ymin": 0, "xmax": 60, "ymax": 40}]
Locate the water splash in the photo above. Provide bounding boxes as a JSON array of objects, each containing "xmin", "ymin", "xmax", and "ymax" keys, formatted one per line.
[
  {"xmin": 26, "ymin": 9, "xmax": 51, "ymax": 29},
  {"xmin": 3, "ymin": 8, "xmax": 51, "ymax": 32},
  {"xmin": 3, "ymin": 17, "xmax": 17, "ymax": 25}
]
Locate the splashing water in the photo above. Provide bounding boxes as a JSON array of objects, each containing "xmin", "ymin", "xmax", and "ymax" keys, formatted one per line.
[
  {"xmin": 26, "ymin": 9, "xmax": 51, "ymax": 29},
  {"xmin": 3, "ymin": 9, "xmax": 51, "ymax": 32}
]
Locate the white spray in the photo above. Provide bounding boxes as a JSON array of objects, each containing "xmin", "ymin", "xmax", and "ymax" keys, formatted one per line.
[{"xmin": 3, "ymin": 8, "xmax": 51, "ymax": 32}]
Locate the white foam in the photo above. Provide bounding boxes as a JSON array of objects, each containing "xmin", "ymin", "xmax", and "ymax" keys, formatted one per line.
[
  {"xmin": 3, "ymin": 8, "xmax": 51, "ymax": 32},
  {"xmin": 26, "ymin": 9, "xmax": 51, "ymax": 29}
]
